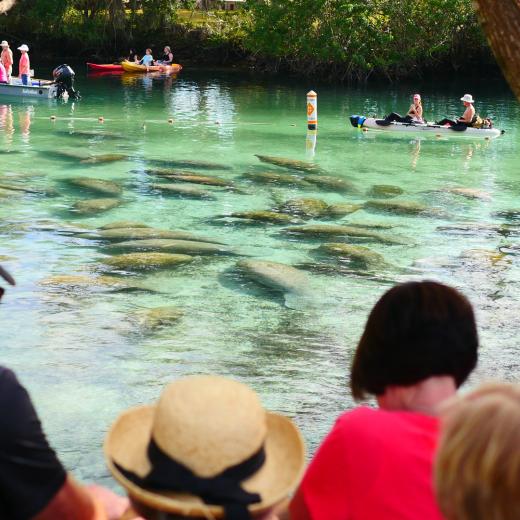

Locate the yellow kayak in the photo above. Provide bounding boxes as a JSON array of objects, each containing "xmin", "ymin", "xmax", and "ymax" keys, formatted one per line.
[{"xmin": 121, "ymin": 60, "xmax": 182, "ymax": 74}]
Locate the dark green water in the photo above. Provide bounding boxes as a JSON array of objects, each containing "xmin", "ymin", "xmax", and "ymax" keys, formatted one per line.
[{"xmin": 0, "ymin": 68, "xmax": 519, "ymax": 487}]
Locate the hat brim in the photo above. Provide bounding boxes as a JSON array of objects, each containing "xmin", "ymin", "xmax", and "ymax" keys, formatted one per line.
[{"xmin": 104, "ymin": 405, "xmax": 306, "ymax": 517}]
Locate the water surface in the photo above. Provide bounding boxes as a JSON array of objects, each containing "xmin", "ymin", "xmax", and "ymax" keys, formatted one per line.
[{"xmin": 0, "ymin": 68, "xmax": 519, "ymax": 486}]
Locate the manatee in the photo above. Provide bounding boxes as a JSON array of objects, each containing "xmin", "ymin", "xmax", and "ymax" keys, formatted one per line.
[
  {"xmin": 102, "ymin": 252, "xmax": 193, "ymax": 271},
  {"xmin": 59, "ymin": 130, "xmax": 124, "ymax": 140},
  {"xmin": 305, "ymin": 175, "xmax": 357, "ymax": 193},
  {"xmin": 436, "ymin": 223, "xmax": 506, "ymax": 236},
  {"xmin": 326, "ymin": 203, "xmax": 363, "ymax": 217},
  {"xmin": 0, "ymin": 182, "xmax": 57, "ymax": 196},
  {"xmin": 135, "ymin": 306, "xmax": 184, "ymax": 330},
  {"xmin": 146, "ymin": 159, "xmax": 232, "ymax": 170},
  {"xmin": 67, "ymin": 177, "xmax": 123, "ymax": 196},
  {"xmin": 364, "ymin": 199, "xmax": 430, "ymax": 216},
  {"xmin": 255, "ymin": 155, "xmax": 324, "ymax": 174},
  {"xmin": 459, "ymin": 248, "xmax": 508, "ymax": 265},
  {"xmin": 244, "ymin": 171, "xmax": 311, "ymax": 188},
  {"xmin": 236, "ymin": 260, "xmax": 310, "ymax": 296},
  {"xmin": 73, "ymin": 198, "xmax": 122, "ymax": 214},
  {"xmin": 145, "ymin": 170, "xmax": 234, "ymax": 188},
  {"xmin": 315, "ymin": 243, "xmax": 387, "ymax": 269},
  {"xmin": 282, "ymin": 224, "xmax": 406, "ymax": 245},
  {"xmin": 99, "ymin": 221, "xmax": 151, "ymax": 230},
  {"xmin": 106, "ymin": 239, "xmax": 234, "ymax": 256},
  {"xmin": 0, "ymin": 188, "xmax": 23, "ymax": 198},
  {"xmin": 441, "ymin": 187, "xmax": 492, "ymax": 201},
  {"xmin": 151, "ymin": 183, "xmax": 215, "ymax": 199},
  {"xmin": 40, "ymin": 150, "xmax": 90, "ymax": 162},
  {"xmin": 492, "ymin": 209, "xmax": 520, "ymax": 220},
  {"xmin": 367, "ymin": 185, "xmax": 404, "ymax": 198},
  {"xmin": 226, "ymin": 211, "xmax": 298, "ymax": 224},
  {"xmin": 348, "ymin": 222, "xmax": 396, "ymax": 230},
  {"xmin": 278, "ymin": 198, "xmax": 330, "ymax": 218},
  {"xmin": 80, "ymin": 154, "xmax": 129, "ymax": 164},
  {"xmin": 80, "ymin": 227, "xmax": 220, "ymax": 243},
  {"xmin": 164, "ymin": 174, "xmax": 235, "ymax": 189},
  {"xmin": 39, "ymin": 274, "xmax": 145, "ymax": 292}
]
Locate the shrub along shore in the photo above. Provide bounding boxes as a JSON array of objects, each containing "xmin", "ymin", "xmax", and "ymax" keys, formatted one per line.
[{"xmin": 0, "ymin": 0, "xmax": 498, "ymax": 82}]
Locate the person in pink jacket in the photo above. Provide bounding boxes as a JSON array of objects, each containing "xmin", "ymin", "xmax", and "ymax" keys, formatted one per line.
[
  {"xmin": 0, "ymin": 62, "xmax": 7, "ymax": 84},
  {"xmin": 0, "ymin": 41, "xmax": 12, "ymax": 81},
  {"xmin": 17, "ymin": 44, "xmax": 30, "ymax": 85}
]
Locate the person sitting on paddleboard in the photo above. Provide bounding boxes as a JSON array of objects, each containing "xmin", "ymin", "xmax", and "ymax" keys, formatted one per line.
[
  {"xmin": 139, "ymin": 48, "xmax": 154, "ymax": 67},
  {"xmin": 436, "ymin": 94, "xmax": 477, "ymax": 128},
  {"xmin": 382, "ymin": 93, "xmax": 425, "ymax": 125},
  {"xmin": 407, "ymin": 94, "xmax": 424, "ymax": 122},
  {"xmin": 156, "ymin": 46, "xmax": 174, "ymax": 65}
]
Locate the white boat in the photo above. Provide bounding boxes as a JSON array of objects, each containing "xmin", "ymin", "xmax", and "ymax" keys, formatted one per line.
[
  {"xmin": 349, "ymin": 115, "xmax": 503, "ymax": 139},
  {"xmin": 0, "ymin": 78, "xmax": 60, "ymax": 99}
]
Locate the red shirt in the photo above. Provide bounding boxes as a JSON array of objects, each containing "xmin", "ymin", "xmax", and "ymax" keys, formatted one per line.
[
  {"xmin": 19, "ymin": 53, "xmax": 30, "ymax": 75},
  {"xmin": 290, "ymin": 407, "xmax": 445, "ymax": 520}
]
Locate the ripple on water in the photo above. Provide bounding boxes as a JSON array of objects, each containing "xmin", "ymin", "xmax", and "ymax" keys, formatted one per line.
[{"xmin": 0, "ymin": 71, "xmax": 519, "ymax": 483}]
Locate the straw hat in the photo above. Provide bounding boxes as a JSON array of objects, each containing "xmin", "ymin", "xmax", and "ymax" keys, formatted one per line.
[
  {"xmin": 0, "ymin": 41, "xmax": 8, "ymax": 47},
  {"xmin": 17, "ymin": 44, "xmax": 29, "ymax": 52},
  {"xmin": 105, "ymin": 375, "xmax": 306, "ymax": 518},
  {"xmin": 460, "ymin": 94, "xmax": 474, "ymax": 103}
]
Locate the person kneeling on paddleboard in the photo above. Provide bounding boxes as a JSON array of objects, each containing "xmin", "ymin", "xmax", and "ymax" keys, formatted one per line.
[{"xmin": 381, "ymin": 93, "xmax": 425, "ymax": 125}]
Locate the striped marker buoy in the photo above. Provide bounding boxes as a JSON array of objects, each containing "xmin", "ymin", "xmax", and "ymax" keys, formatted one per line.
[{"xmin": 307, "ymin": 91, "xmax": 317, "ymax": 130}]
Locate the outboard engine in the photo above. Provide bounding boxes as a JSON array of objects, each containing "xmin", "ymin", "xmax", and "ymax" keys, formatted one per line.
[{"xmin": 53, "ymin": 64, "xmax": 80, "ymax": 99}]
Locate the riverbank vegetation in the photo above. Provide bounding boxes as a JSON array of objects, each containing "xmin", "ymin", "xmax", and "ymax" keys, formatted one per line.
[{"xmin": 0, "ymin": 0, "xmax": 496, "ymax": 81}]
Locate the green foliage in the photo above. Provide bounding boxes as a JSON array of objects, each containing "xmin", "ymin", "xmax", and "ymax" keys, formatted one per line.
[
  {"xmin": 0, "ymin": 0, "xmax": 490, "ymax": 80},
  {"xmin": 244, "ymin": 0, "xmax": 487, "ymax": 79}
]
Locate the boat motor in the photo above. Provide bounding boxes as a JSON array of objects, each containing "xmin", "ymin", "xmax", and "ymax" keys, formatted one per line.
[{"xmin": 52, "ymin": 64, "xmax": 80, "ymax": 99}]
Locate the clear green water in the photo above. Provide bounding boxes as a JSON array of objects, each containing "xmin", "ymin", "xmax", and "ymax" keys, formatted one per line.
[{"xmin": 0, "ymin": 69, "xmax": 519, "ymax": 487}]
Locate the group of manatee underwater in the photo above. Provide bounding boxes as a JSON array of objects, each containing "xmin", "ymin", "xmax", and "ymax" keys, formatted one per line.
[{"xmin": 2, "ymin": 142, "xmax": 520, "ymax": 322}]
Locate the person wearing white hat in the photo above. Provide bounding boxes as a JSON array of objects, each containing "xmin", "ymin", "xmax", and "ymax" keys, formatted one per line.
[
  {"xmin": 0, "ymin": 41, "xmax": 13, "ymax": 82},
  {"xmin": 17, "ymin": 44, "xmax": 30, "ymax": 86},
  {"xmin": 436, "ymin": 94, "xmax": 476, "ymax": 128},
  {"xmin": 105, "ymin": 375, "xmax": 306, "ymax": 520}
]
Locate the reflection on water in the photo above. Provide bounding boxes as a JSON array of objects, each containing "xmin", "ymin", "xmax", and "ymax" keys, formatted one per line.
[{"xmin": 0, "ymin": 70, "xmax": 519, "ymax": 485}]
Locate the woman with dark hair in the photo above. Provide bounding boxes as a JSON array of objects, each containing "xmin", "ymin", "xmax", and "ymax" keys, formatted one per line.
[{"xmin": 290, "ymin": 281, "xmax": 479, "ymax": 520}]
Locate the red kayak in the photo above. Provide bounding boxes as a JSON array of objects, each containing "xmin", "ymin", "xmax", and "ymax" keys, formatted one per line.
[{"xmin": 87, "ymin": 63, "xmax": 124, "ymax": 72}]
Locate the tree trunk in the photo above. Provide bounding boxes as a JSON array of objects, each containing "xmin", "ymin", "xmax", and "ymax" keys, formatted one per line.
[{"xmin": 474, "ymin": 0, "xmax": 520, "ymax": 100}]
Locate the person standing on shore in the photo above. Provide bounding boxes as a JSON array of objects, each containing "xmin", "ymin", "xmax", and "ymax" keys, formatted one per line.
[
  {"xmin": 1, "ymin": 41, "xmax": 13, "ymax": 82},
  {"xmin": 17, "ymin": 44, "xmax": 30, "ymax": 86}
]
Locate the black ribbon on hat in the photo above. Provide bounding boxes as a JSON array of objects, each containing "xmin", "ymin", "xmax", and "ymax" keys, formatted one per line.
[{"xmin": 114, "ymin": 438, "xmax": 265, "ymax": 520}]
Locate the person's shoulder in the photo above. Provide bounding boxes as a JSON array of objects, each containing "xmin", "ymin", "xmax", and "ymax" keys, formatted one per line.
[
  {"xmin": 335, "ymin": 407, "xmax": 437, "ymax": 438},
  {"xmin": 0, "ymin": 365, "xmax": 19, "ymax": 388}
]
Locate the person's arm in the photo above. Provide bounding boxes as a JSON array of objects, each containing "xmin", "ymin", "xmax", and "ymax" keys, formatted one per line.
[
  {"xmin": 416, "ymin": 104, "xmax": 423, "ymax": 119},
  {"xmin": 34, "ymin": 475, "xmax": 97, "ymax": 520},
  {"xmin": 0, "ymin": 368, "xmax": 129, "ymax": 519}
]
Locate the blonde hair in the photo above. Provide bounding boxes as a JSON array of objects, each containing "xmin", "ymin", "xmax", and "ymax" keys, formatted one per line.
[{"xmin": 435, "ymin": 383, "xmax": 520, "ymax": 520}]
